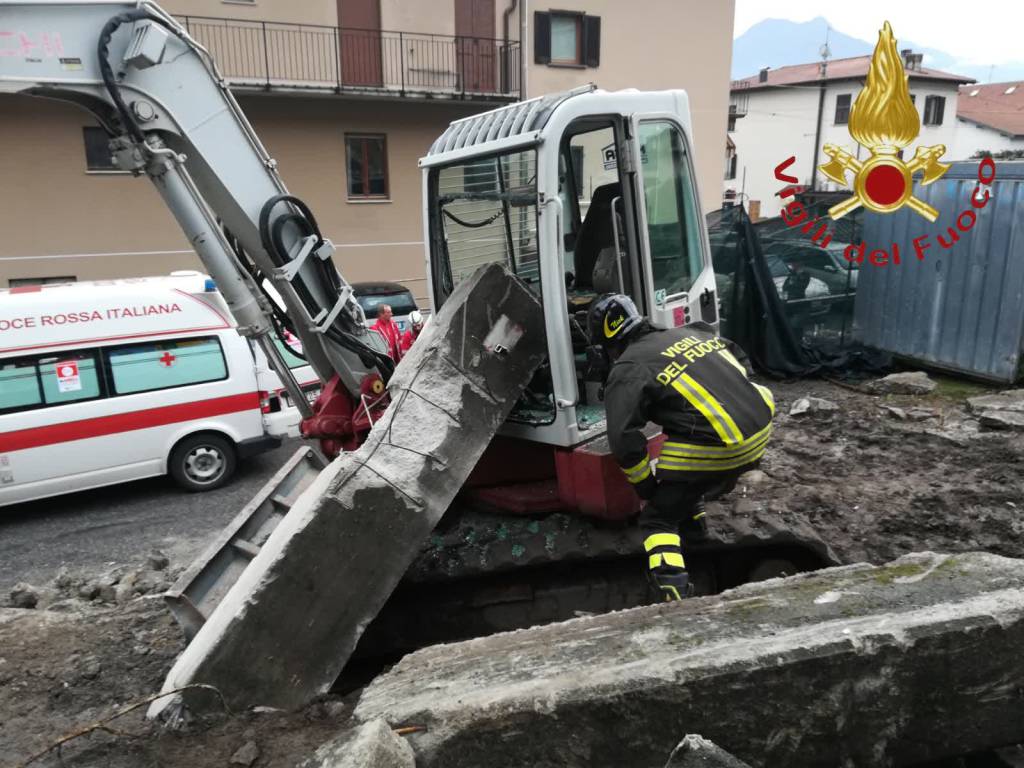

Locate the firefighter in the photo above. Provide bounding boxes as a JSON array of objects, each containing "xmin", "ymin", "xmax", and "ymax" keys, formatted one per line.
[
  {"xmin": 588, "ymin": 294, "xmax": 775, "ymax": 602},
  {"xmin": 371, "ymin": 303, "xmax": 403, "ymax": 361},
  {"xmin": 400, "ymin": 310, "xmax": 425, "ymax": 355}
]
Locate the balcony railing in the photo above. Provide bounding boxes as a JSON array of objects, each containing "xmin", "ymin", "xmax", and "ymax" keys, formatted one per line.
[{"xmin": 178, "ymin": 16, "xmax": 522, "ymax": 100}]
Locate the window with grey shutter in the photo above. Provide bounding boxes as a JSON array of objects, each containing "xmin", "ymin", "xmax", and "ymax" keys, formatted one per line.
[
  {"xmin": 583, "ymin": 15, "xmax": 600, "ymax": 67},
  {"xmin": 534, "ymin": 12, "xmax": 551, "ymax": 64}
]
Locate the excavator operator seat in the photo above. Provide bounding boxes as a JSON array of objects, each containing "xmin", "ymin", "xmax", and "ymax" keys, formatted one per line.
[{"xmin": 573, "ymin": 182, "xmax": 622, "ymax": 291}]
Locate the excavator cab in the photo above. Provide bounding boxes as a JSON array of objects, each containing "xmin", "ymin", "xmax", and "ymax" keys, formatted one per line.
[{"xmin": 423, "ymin": 86, "xmax": 718, "ymax": 449}]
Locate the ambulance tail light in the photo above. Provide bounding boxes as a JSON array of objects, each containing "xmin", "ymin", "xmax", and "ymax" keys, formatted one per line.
[{"xmin": 258, "ymin": 390, "xmax": 280, "ymax": 414}]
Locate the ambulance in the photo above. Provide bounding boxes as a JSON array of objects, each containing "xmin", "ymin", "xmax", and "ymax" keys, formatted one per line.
[{"xmin": 0, "ymin": 273, "xmax": 319, "ymax": 507}]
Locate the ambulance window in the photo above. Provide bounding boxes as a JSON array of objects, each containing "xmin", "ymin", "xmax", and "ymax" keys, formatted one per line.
[
  {"xmin": 38, "ymin": 352, "xmax": 102, "ymax": 406},
  {"xmin": 0, "ymin": 360, "xmax": 42, "ymax": 412},
  {"xmin": 108, "ymin": 337, "xmax": 227, "ymax": 395}
]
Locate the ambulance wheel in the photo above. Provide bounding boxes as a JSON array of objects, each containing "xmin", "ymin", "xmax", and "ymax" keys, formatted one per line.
[{"xmin": 170, "ymin": 434, "xmax": 237, "ymax": 492}]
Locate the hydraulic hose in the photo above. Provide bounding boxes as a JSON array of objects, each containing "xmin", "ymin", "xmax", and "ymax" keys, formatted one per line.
[
  {"xmin": 258, "ymin": 195, "xmax": 395, "ymax": 379},
  {"xmin": 97, "ymin": 9, "xmax": 157, "ymax": 145}
]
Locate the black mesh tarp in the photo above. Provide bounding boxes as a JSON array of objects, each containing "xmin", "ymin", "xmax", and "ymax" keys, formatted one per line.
[
  {"xmin": 708, "ymin": 202, "xmax": 885, "ymax": 378},
  {"xmin": 709, "ymin": 205, "xmax": 812, "ymax": 376}
]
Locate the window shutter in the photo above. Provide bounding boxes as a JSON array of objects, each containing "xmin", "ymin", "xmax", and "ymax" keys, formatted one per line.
[
  {"xmin": 936, "ymin": 96, "xmax": 945, "ymax": 125},
  {"xmin": 584, "ymin": 15, "xmax": 601, "ymax": 67},
  {"xmin": 534, "ymin": 12, "xmax": 551, "ymax": 64}
]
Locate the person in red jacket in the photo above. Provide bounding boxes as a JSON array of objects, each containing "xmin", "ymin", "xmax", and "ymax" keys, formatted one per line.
[
  {"xmin": 371, "ymin": 304, "xmax": 403, "ymax": 361},
  {"xmin": 400, "ymin": 310, "xmax": 425, "ymax": 355}
]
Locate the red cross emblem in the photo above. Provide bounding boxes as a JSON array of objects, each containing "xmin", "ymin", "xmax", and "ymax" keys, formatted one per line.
[{"xmin": 159, "ymin": 351, "xmax": 176, "ymax": 367}]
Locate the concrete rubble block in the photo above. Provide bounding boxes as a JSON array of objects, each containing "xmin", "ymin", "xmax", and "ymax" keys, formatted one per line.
[
  {"xmin": 788, "ymin": 396, "xmax": 838, "ymax": 416},
  {"xmin": 879, "ymin": 404, "xmax": 906, "ymax": 420},
  {"xmin": 147, "ymin": 549, "xmax": 171, "ymax": 571},
  {"xmin": 151, "ymin": 264, "xmax": 546, "ymax": 716},
  {"xmin": 968, "ymin": 390, "xmax": 1024, "ymax": 431},
  {"xmin": 355, "ymin": 551, "xmax": 1024, "ymax": 768},
  {"xmin": 665, "ymin": 735, "xmax": 752, "ymax": 768},
  {"xmin": 302, "ymin": 719, "xmax": 415, "ymax": 768},
  {"xmin": 869, "ymin": 371, "xmax": 936, "ymax": 394},
  {"xmin": 230, "ymin": 740, "xmax": 260, "ymax": 766},
  {"xmin": 967, "ymin": 389, "xmax": 1024, "ymax": 414},
  {"xmin": 979, "ymin": 411, "xmax": 1024, "ymax": 431},
  {"xmin": 9, "ymin": 582, "xmax": 39, "ymax": 609}
]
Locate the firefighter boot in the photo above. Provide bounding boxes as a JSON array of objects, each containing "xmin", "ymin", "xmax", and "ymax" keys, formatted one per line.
[
  {"xmin": 644, "ymin": 532, "xmax": 692, "ymax": 602},
  {"xmin": 649, "ymin": 567, "xmax": 692, "ymax": 602}
]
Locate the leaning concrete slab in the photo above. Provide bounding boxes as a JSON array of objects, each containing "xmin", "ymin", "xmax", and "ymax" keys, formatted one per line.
[
  {"xmin": 665, "ymin": 736, "xmax": 752, "ymax": 768},
  {"xmin": 356, "ymin": 552, "xmax": 1024, "ymax": 768},
  {"xmin": 151, "ymin": 263, "xmax": 546, "ymax": 716}
]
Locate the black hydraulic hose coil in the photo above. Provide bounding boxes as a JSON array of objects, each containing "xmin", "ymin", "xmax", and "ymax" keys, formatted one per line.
[{"xmin": 97, "ymin": 10, "xmax": 152, "ymax": 145}]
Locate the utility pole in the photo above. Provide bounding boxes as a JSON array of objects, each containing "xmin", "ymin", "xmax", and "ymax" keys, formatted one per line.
[{"xmin": 810, "ymin": 26, "xmax": 832, "ymax": 192}]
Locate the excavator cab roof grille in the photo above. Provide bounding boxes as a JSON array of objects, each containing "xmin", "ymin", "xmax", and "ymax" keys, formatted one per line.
[{"xmin": 422, "ymin": 84, "xmax": 597, "ymax": 166}]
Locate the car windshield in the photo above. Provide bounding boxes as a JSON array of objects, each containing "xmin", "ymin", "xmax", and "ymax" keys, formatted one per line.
[{"xmin": 357, "ymin": 291, "xmax": 418, "ymax": 319}]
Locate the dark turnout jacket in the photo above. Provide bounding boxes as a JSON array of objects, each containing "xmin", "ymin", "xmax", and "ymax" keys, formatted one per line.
[{"xmin": 604, "ymin": 323, "xmax": 775, "ymax": 485}]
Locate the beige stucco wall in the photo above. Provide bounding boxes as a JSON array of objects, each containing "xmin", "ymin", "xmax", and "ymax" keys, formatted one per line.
[
  {"xmin": 510, "ymin": 0, "xmax": 734, "ymax": 214},
  {"xmin": 0, "ymin": 94, "xmax": 478, "ymax": 303}
]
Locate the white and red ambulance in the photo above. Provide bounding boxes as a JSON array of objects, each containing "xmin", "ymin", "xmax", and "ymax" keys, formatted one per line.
[{"xmin": 0, "ymin": 272, "xmax": 319, "ymax": 507}]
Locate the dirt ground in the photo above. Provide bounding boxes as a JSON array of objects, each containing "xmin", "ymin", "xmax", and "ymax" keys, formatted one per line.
[{"xmin": 2, "ymin": 375, "xmax": 1023, "ymax": 768}]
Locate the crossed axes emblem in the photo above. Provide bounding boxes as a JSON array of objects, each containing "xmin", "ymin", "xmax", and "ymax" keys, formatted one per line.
[{"xmin": 819, "ymin": 143, "xmax": 950, "ymax": 222}]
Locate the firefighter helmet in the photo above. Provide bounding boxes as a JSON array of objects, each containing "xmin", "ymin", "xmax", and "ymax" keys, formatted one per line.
[
  {"xmin": 588, "ymin": 293, "xmax": 643, "ymax": 347},
  {"xmin": 409, "ymin": 310, "xmax": 424, "ymax": 329}
]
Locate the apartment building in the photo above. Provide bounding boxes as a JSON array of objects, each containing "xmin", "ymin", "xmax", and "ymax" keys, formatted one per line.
[
  {"xmin": 0, "ymin": 0, "xmax": 733, "ymax": 300},
  {"xmin": 726, "ymin": 52, "xmax": 972, "ymax": 220}
]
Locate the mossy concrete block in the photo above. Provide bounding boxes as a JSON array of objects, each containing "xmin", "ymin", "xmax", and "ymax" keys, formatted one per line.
[{"xmin": 356, "ymin": 552, "xmax": 1024, "ymax": 768}]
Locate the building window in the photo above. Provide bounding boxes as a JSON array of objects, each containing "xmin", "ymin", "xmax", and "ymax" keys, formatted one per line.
[
  {"xmin": 82, "ymin": 126, "xmax": 124, "ymax": 172},
  {"xmin": 534, "ymin": 11, "xmax": 600, "ymax": 68},
  {"xmin": 550, "ymin": 13, "xmax": 582, "ymax": 64},
  {"xmin": 725, "ymin": 152, "xmax": 737, "ymax": 181},
  {"xmin": 345, "ymin": 134, "xmax": 389, "ymax": 199},
  {"xmin": 923, "ymin": 95, "xmax": 945, "ymax": 126},
  {"xmin": 834, "ymin": 94, "xmax": 851, "ymax": 125}
]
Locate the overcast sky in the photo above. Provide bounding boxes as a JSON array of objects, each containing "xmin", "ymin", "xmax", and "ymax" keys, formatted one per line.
[{"xmin": 735, "ymin": 0, "xmax": 1024, "ymax": 70}]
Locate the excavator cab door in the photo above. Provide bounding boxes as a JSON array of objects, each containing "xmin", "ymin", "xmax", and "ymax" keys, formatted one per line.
[{"xmin": 628, "ymin": 114, "xmax": 717, "ymax": 330}]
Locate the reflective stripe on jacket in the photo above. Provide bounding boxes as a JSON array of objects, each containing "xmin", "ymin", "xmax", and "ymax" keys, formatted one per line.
[{"xmin": 604, "ymin": 322, "xmax": 774, "ymax": 480}]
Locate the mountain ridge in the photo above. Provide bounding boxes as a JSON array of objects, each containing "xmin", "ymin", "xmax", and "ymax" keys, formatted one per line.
[{"xmin": 732, "ymin": 17, "xmax": 1024, "ymax": 84}]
